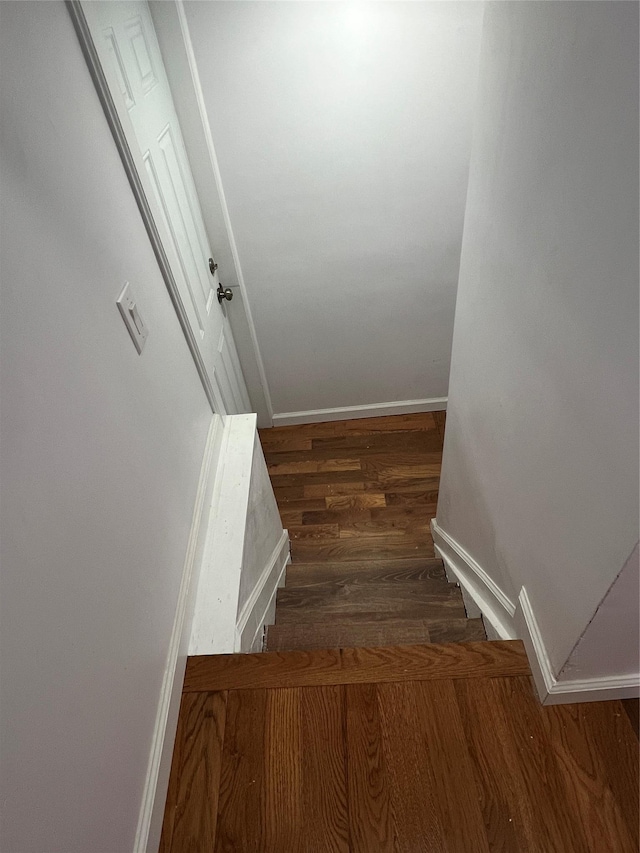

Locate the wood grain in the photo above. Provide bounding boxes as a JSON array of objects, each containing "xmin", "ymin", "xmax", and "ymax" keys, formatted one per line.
[
  {"xmin": 288, "ymin": 523, "xmax": 339, "ymax": 540},
  {"xmin": 540, "ymin": 699, "xmax": 639, "ymax": 852},
  {"xmin": 274, "ymin": 579, "xmax": 464, "ymax": 622},
  {"xmin": 283, "ymin": 557, "xmax": 447, "ymax": 587},
  {"xmin": 434, "ymin": 410, "xmax": 446, "ymax": 442},
  {"xmin": 263, "ymin": 688, "xmax": 302, "ymax": 852},
  {"xmin": 274, "ymin": 469, "xmax": 367, "ymax": 489},
  {"xmin": 166, "ymin": 672, "xmax": 639, "ymax": 851},
  {"xmin": 492, "ymin": 676, "xmax": 592, "ymax": 852},
  {"xmin": 170, "ymin": 411, "xmax": 637, "ymax": 850},
  {"xmin": 268, "ymin": 458, "xmax": 361, "ymax": 475},
  {"xmin": 411, "ymin": 679, "xmax": 491, "ymax": 852},
  {"xmin": 290, "ymin": 536, "xmax": 435, "ymax": 563},
  {"xmin": 377, "ymin": 680, "xmax": 448, "ymax": 852},
  {"xmin": 258, "ymin": 436, "xmax": 313, "ymax": 453},
  {"xmin": 277, "ymin": 509, "xmax": 303, "ymax": 526},
  {"xmin": 622, "ymin": 697, "xmax": 639, "ymax": 738},
  {"xmin": 160, "ymin": 691, "xmax": 227, "ymax": 852},
  {"xmin": 385, "ymin": 489, "xmax": 439, "ymax": 506},
  {"xmin": 427, "ymin": 616, "xmax": 487, "ymax": 643},
  {"xmin": 311, "ymin": 430, "xmax": 440, "ymax": 451},
  {"xmin": 266, "ymin": 620, "xmax": 432, "ymax": 652},
  {"xmin": 301, "ymin": 686, "xmax": 350, "ymax": 852},
  {"xmin": 214, "ymin": 689, "xmax": 267, "ymax": 853},
  {"xmin": 346, "ymin": 683, "xmax": 396, "ymax": 852},
  {"xmin": 454, "ymin": 676, "xmax": 540, "ymax": 851},
  {"xmin": 303, "ymin": 481, "xmax": 366, "ymax": 498},
  {"xmin": 324, "ymin": 492, "xmax": 386, "ymax": 509},
  {"xmin": 183, "ymin": 641, "xmax": 530, "ymax": 692}
]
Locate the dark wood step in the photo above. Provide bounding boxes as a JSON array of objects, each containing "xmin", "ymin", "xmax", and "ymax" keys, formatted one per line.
[
  {"xmin": 284, "ymin": 557, "xmax": 448, "ymax": 587},
  {"xmin": 426, "ymin": 617, "xmax": 487, "ymax": 644},
  {"xmin": 290, "ymin": 536, "xmax": 436, "ymax": 563},
  {"xmin": 275, "ymin": 579, "xmax": 466, "ymax": 623},
  {"xmin": 266, "ymin": 617, "xmax": 486, "ymax": 652},
  {"xmin": 265, "ymin": 619, "xmax": 434, "ymax": 652},
  {"xmin": 183, "ymin": 640, "xmax": 530, "ymax": 692}
]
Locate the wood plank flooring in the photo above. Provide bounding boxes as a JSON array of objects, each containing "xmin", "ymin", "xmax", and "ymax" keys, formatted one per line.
[
  {"xmin": 161, "ymin": 411, "xmax": 638, "ymax": 850},
  {"xmin": 259, "ymin": 411, "xmax": 486, "ymax": 651},
  {"xmin": 183, "ymin": 641, "xmax": 531, "ymax": 692},
  {"xmin": 161, "ymin": 643, "xmax": 639, "ymax": 852}
]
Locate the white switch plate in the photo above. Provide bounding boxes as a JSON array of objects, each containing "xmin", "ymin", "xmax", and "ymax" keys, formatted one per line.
[{"xmin": 116, "ymin": 282, "xmax": 148, "ymax": 354}]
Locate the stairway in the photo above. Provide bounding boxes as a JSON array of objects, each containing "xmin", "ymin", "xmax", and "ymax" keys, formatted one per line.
[
  {"xmin": 266, "ymin": 556, "xmax": 485, "ymax": 651},
  {"xmin": 260, "ymin": 412, "xmax": 486, "ymax": 653}
]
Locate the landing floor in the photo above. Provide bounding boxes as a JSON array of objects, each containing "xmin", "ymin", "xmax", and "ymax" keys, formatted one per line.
[{"xmin": 161, "ymin": 642, "xmax": 639, "ymax": 851}]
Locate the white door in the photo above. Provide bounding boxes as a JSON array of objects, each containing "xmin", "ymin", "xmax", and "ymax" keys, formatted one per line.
[{"xmin": 83, "ymin": 0, "xmax": 251, "ymax": 415}]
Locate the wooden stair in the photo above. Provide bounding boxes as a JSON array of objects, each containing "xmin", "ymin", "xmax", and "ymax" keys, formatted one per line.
[
  {"xmin": 265, "ymin": 556, "xmax": 486, "ymax": 651},
  {"xmin": 261, "ymin": 413, "xmax": 487, "ymax": 653}
]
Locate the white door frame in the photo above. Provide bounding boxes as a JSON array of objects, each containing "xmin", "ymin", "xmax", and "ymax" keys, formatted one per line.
[
  {"xmin": 67, "ymin": 0, "xmax": 273, "ymax": 422},
  {"xmin": 149, "ymin": 0, "xmax": 273, "ymax": 426}
]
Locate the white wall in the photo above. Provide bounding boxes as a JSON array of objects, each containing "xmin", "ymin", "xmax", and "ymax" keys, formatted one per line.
[
  {"xmin": 437, "ymin": 2, "xmax": 639, "ymax": 675},
  {"xmin": 239, "ymin": 432, "xmax": 285, "ymax": 611},
  {"xmin": 183, "ymin": 1, "xmax": 483, "ymax": 419},
  {"xmin": 189, "ymin": 414, "xmax": 287, "ymax": 657},
  {"xmin": 0, "ymin": 3, "xmax": 212, "ymax": 849},
  {"xmin": 560, "ymin": 543, "xmax": 639, "ymax": 682}
]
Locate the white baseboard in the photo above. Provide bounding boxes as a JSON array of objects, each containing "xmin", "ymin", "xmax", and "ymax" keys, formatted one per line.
[
  {"xmin": 516, "ymin": 587, "xmax": 640, "ymax": 705},
  {"xmin": 134, "ymin": 415, "xmax": 224, "ymax": 853},
  {"xmin": 272, "ymin": 396, "xmax": 447, "ymax": 426},
  {"xmin": 430, "ymin": 519, "xmax": 518, "ymax": 641},
  {"xmin": 236, "ymin": 530, "xmax": 290, "ymax": 652}
]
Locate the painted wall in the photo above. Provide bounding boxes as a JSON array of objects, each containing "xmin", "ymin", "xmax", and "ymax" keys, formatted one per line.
[
  {"xmin": 239, "ymin": 432, "xmax": 285, "ymax": 611},
  {"xmin": 437, "ymin": 2, "xmax": 639, "ymax": 674},
  {"xmin": 0, "ymin": 3, "xmax": 212, "ymax": 849},
  {"xmin": 189, "ymin": 415, "xmax": 287, "ymax": 657},
  {"xmin": 183, "ymin": 1, "xmax": 484, "ymax": 418},
  {"xmin": 560, "ymin": 543, "xmax": 639, "ymax": 682}
]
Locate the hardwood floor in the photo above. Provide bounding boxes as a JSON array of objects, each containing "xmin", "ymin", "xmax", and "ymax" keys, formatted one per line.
[
  {"xmin": 161, "ymin": 643, "xmax": 639, "ymax": 851},
  {"xmin": 259, "ymin": 411, "xmax": 485, "ymax": 651},
  {"xmin": 161, "ymin": 413, "xmax": 638, "ymax": 851}
]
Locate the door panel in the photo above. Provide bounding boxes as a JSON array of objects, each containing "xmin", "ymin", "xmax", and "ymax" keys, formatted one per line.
[{"xmin": 83, "ymin": 0, "xmax": 250, "ymax": 415}]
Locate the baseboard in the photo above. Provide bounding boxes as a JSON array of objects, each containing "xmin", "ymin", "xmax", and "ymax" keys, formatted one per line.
[
  {"xmin": 272, "ymin": 396, "xmax": 447, "ymax": 426},
  {"xmin": 430, "ymin": 519, "xmax": 518, "ymax": 641},
  {"xmin": 516, "ymin": 587, "xmax": 640, "ymax": 705},
  {"xmin": 235, "ymin": 529, "xmax": 290, "ymax": 652},
  {"xmin": 134, "ymin": 415, "xmax": 224, "ymax": 853}
]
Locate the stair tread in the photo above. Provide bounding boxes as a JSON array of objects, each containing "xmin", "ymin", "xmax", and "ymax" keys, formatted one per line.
[
  {"xmin": 275, "ymin": 579, "xmax": 466, "ymax": 623},
  {"xmin": 266, "ymin": 619, "xmax": 434, "ymax": 652},
  {"xmin": 290, "ymin": 538, "xmax": 436, "ymax": 563},
  {"xmin": 266, "ymin": 617, "xmax": 486, "ymax": 651},
  {"xmin": 184, "ymin": 640, "xmax": 529, "ymax": 692},
  {"xmin": 285, "ymin": 557, "xmax": 447, "ymax": 587}
]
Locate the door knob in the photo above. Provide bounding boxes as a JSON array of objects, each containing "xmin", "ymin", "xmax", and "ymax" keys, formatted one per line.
[
  {"xmin": 209, "ymin": 257, "xmax": 218, "ymax": 275},
  {"xmin": 217, "ymin": 283, "xmax": 233, "ymax": 303}
]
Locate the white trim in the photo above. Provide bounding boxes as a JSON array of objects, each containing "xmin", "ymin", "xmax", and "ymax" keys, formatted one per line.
[
  {"xmin": 431, "ymin": 519, "xmax": 518, "ymax": 641},
  {"xmin": 189, "ymin": 414, "xmax": 257, "ymax": 656},
  {"xmin": 172, "ymin": 1, "xmax": 274, "ymax": 423},
  {"xmin": 235, "ymin": 530, "xmax": 290, "ymax": 652},
  {"xmin": 134, "ymin": 415, "xmax": 224, "ymax": 853},
  {"xmin": 516, "ymin": 587, "xmax": 640, "ymax": 705},
  {"xmin": 272, "ymin": 397, "xmax": 448, "ymax": 426}
]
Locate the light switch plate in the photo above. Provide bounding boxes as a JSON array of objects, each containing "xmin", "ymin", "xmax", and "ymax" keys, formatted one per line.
[{"xmin": 116, "ymin": 282, "xmax": 148, "ymax": 354}]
